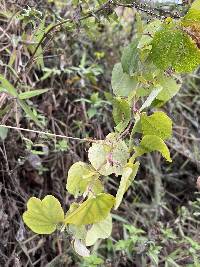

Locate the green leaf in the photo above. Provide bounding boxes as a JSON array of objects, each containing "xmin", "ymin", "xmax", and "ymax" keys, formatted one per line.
[
  {"xmin": 28, "ymin": 19, "xmax": 46, "ymax": 69},
  {"xmin": 18, "ymin": 89, "xmax": 49, "ymax": 99},
  {"xmin": 121, "ymin": 38, "xmax": 140, "ymax": 75},
  {"xmin": 88, "ymin": 133, "xmax": 129, "ymax": 176},
  {"xmin": 112, "ymin": 98, "xmax": 131, "ymax": 132},
  {"xmin": 115, "ymin": 162, "xmax": 140, "ymax": 210},
  {"xmin": 141, "ymin": 112, "xmax": 172, "ymax": 140},
  {"xmin": 138, "ymin": 20, "xmax": 162, "ymax": 50},
  {"xmin": 0, "ymin": 104, "xmax": 12, "ymax": 118},
  {"xmin": 69, "ymin": 224, "xmax": 87, "ymax": 240},
  {"xmin": 65, "ymin": 193, "xmax": 115, "ymax": 226},
  {"xmin": 81, "ymin": 255, "xmax": 104, "ymax": 266},
  {"xmin": 135, "ymin": 135, "xmax": 172, "ymax": 162},
  {"xmin": 139, "ymin": 87, "xmax": 162, "ymax": 111},
  {"xmin": 66, "ymin": 162, "xmax": 100, "ymax": 197},
  {"xmin": 18, "ymin": 99, "xmax": 42, "ymax": 128},
  {"xmin": 150, "ymin": 25, "xmax": 200, "ymax": 73},
  {"xmin": 147, "ymin": 245, "xmax": 162, "ymax": 266},
  {"xmin": 111, "ymin": 63, "xmax": 137, "ymax": 97},
  {"xmin": 183, "ymin": 0, "xmax": 200, "ymax": 23},
  {"xmin": 0, "ymin": 74, "xmax": 18, "ymax": 97},
  {"xmin": 188, "ymin": 0, "xmax": 200, "ymax": 9},
  {"xmin": 85, "ymin": 214, "xmax": 112, "ymax": 246},
  {"xmin": 135, "ymin": 12, "xmax": 144, "ymax": 36},
  {"xmin": 156, "ymin": 74, "xmax": 182, "ymax": 102},
  {"xmin": 166, "ymin": 257, "xmax": 181, "ymax": 267},
  {"xmin": 87, "ymin": 107, "xmax": 97, "ymax": 119},
  {"xmin": 0, "ymin": 126, "xmax": 8, "ymax": 141},
  {"xmin": 89, "ymin": 178, "xmax": 104, "ymax": 195},
  {"xmin": 23, "ymin": 195, "xmax": 64, "ymax": 234}
]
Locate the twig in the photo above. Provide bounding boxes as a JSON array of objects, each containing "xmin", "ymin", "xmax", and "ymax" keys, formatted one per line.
[
  {"xmin": 0, "ymin": 124, "xmax": 95, "ymax": 142},
  {"xmin": 114, "ymin": 1, "xmax": 181, "ymax": 19}
]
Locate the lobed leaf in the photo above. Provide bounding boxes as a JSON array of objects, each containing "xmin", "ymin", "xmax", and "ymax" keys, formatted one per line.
[{"xmin": 23, "ymin": 195, "xmax": 64, "ymax": 234}]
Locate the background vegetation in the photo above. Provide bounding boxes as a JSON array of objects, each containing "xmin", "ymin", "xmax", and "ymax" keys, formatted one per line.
[{"xmin": 0, "ymin": 0, "xmax": 199, "ymax": 266}]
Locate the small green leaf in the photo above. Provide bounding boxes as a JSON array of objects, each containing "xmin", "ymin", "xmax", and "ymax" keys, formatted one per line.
[
  {"xmin": 88, "ymin": 133, "xmax": 129, "ymax": 176},
  {"xmin": 87, "ymin": 107, "xmax": 97, "ymax": 119},
  {"xmin": 18, "ymin": 99, "xmax": 42, "ymax": 128},
  {"xmin": 23, "ymin": 195, "xmax": 64, "ymax": 234},
  {"xmin": 141, "ymin": 112, "xmax": 172, "ymax": 140},
  {"xmin": 147, "ymin": 245, "xmax": 162, "ymax": 266},
  {"xmin": 65, "ymin": 193, "xmax": 115, "ymax": 225},
  {"xmin": 150, "ymin": 25, "xmax": 200, "ymax": 72},
  {"xmin": 28, "ymin": 19, "xmax": 46, "ymax": 69},
  {"xmin": 85, "ymin": 214, "xmax": 112, "ymax": 246},
  {"xmin": 0, "ymin": 74, "xmax": 18, "ymax": 97},
  {"xmin": 115, "ymin": 162, "xmax": 140, "ymax": 210},
  {"xmin": 112, "ymin": 98, "xmax": 131, "ymax": 132},
  {"xmin": 135, "ymin": 135, "xmax": 172, "ymax": 162},
  {"xmin": 121, "ymin": 38, "xmax": 140, "ymax": 75},
  {"xmin": 0, "ymin": 126, "xmax": 8, "ymax": 141},
  {"xmin": 81, "ymin": 255, "xmax": 104, "ymax": 265},
  {"xmin": 18, "ymin": 89, "xmax": 49, "ymax": 99},
  {"xmin": 139, "ymin": 87, "xmax": 162, "ymax": 111},
  {"xmin": 111, "ymin": 63, "xmax": 137, "ymax": 97},
  {"xmin": 66, "ymin": 162, "xmax": 100, "ymax": 197},
  {"xmin": 156, "ymin": 74, "xmax": 181, "ymax": 102}
]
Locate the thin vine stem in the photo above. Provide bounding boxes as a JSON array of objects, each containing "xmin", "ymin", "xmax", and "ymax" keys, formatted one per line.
[
  {"xmin": 0, "ymin": 124, "xmax": 95, "ymax": 142},
  {"xmin": 114, "ymin": 1, "xmax": 181, "ymax": 19}
]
